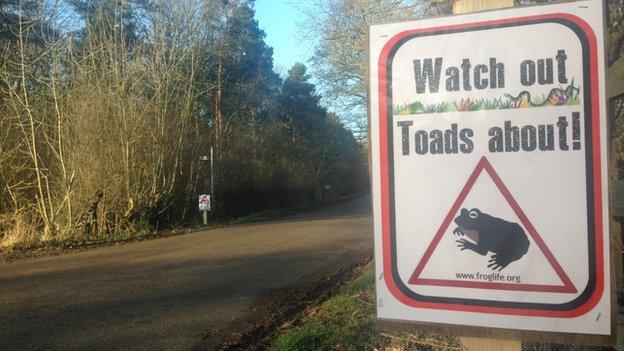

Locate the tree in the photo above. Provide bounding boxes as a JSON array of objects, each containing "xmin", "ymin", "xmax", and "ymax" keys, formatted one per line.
[
  {"xmin": 298, "ymin": 0, "xmax": 452, "ymax": 136},
  {"xmin": 271, "ymin": 62, "xmax": 367, "ymax": 203},
  {"xmin": 66, "ymin": 0, "xmax": 153, "ymax": 46},
  {"xmin": 0, "ymin": 1, "xmax": 54, "ymax": 45},
  {"xmin": 0, "ymin": 0, "xmax": 368, "ymax": 249},
  {"xmin": 278, "ymin": 62, "xmax": 325, "ymax": 130},
  {"xmin": 219, "ymin": 2, "xmax": 281, "ymax": 159}
]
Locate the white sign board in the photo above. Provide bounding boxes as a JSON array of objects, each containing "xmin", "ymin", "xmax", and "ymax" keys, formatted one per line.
[
  {"xmin": 369, "ymin": 1, "xmax": 610, "ymax": 336},
  {"xmin": 199, "ymin": 194, "xmax": 211, "ymax": 212}
]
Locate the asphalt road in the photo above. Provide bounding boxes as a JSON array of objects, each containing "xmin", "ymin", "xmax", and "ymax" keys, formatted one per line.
[{"xmin": 0, "ymin": 195, "xmax": 373, "ymax": 351}]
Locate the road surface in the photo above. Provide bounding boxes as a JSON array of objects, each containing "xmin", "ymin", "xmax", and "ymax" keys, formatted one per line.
[{"xmin": 0, "ymin": 196, "xmax": 372, "ymax": 350}]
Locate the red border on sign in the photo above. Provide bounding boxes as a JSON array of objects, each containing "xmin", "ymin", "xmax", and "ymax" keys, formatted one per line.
[
  {"xmin": 408, "ymin": 156, "xmax": 577, "ymax": 294},
  {"xmin": 378, "ymin": 13, "xmax": 604, "ymax": 317}
]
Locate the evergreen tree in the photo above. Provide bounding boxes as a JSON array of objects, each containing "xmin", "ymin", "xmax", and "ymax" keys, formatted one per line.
[
  {"xmin": 0, "ymin": 0, "xmax": 369, "ymax": 247},
  {"xmin": 278, "ymin": 62, "xmax": 326, "ymax": 136},
  {"xmin": 67, "ymin": 0, "xmax": 152, "ymax": 46}
]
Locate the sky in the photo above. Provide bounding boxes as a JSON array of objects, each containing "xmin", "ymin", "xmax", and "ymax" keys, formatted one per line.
[{"xmin": 254, "ymin": 0, "xmax": 313, "ymax": 77}]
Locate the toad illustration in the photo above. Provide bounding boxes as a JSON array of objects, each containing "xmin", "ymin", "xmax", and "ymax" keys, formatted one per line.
[{"xmin": 453, "ymin": 208, "xmax": 530, "ymax": 271}]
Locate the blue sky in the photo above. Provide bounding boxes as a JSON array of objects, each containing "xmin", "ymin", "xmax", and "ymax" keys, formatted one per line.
[{"xmin": 254, "ymin": 0, "xmax": 312, "ymax": 76}]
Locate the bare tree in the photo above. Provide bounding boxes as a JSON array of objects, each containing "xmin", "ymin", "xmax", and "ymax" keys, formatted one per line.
[
  {"xmin": 296, "ymin": 0, "xmax": 452, "ymax": 137},
  {"xmin": 0, "ymin": 0, "xmax": 368, "ymax": 249}
]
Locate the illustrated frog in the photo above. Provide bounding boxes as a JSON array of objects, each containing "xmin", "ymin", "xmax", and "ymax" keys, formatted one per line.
[{"xmin": 453, "ymin": 208, "xmax": 530, "ymax": 271}]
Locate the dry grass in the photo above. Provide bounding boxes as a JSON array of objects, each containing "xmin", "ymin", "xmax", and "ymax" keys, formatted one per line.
[
  {"xmin": 269, "ymin": 266, "xmax": 618, "ymax": 351},
  {"xmin": 0, "ymin": 211, "xmax": 41, "ymax": 249},
  {"xmin": 268, "ymin": 267, "xmax": 459, "ymax": 351}
]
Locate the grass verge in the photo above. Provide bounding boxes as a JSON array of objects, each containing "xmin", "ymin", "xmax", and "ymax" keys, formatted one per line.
[
  {"xmin": 0, "ymin": 193, "xmax": 366, "ymax": 263},
  {"xmin": 268, "ymin": 265, "xmax": 459, "ymax": 351},
  {"xmin": 268, "ymin": 265, "xmax": 618, "ymax": 351}
]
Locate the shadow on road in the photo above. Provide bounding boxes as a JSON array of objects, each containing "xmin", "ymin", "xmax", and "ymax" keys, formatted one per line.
[{"xmin": 0, "ymin": 195, "xmax": 373, "ymax": 351}]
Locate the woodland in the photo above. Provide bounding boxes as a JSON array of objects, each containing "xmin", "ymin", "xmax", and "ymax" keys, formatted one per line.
[
  {"xmin": 0, "ymin": 0, "xmax": 368, "ymax": 248},
  {"xmin": 0, "ymin": 0, "xmax": 622, "ymax": 250}
]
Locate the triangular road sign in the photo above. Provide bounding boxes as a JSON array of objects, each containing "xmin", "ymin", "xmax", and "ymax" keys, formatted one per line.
[{"xmin": 408, "ymin": 156, "xmax": 576, "ymax": 293}]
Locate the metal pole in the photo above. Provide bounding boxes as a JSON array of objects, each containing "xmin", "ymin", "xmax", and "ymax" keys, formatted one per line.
[
  {"xmin": 210, "ymin": 146, "xmax": 214, "ymax": 198},
  {"xmin": 198, "ymin": 150, "xmax": 213, "ymax": 226}
]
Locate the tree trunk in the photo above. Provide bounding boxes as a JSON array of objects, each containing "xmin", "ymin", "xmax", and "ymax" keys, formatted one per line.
[
  {"xmin": 251, "ymin": 108, "xmax": 257, "ymax": 162},
  {"xmin": 215, "ymin": 59, "xmax": 223, "ymax": 162}
]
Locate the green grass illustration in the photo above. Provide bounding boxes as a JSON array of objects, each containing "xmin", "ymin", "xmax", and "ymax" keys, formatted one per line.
[{"xmin": 393, "ymin": 82, "xmax": 580, "ymax": 116}]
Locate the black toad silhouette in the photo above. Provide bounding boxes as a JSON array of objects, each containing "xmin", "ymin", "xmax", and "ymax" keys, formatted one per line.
[{"xmin": 453, "ymin": 208, "xmax": 530, "ymax": 271}]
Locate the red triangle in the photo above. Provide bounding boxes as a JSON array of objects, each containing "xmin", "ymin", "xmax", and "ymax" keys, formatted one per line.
[{"xmin": 408, "ymin": 156, "xmax": 577, "ymax": 293}]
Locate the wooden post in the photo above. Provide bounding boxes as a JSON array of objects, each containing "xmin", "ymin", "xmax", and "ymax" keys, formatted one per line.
[
  {"xmin": 607, "ymin": 57, "xmax": 624, "ymax": 100},
  {"xmin": 460, "ymin": 337, "xmax": 521, "ymax": 351},
  {"xmin": 453, "ymin": 0, "xmax": 514, "ymax": 14},
  {"xmin": 607, "ymin": 35, "xmax": 624, "ymax": 351},
  {"xmin": 452, "ymin": 0, "xmax": 520, "ymax": 349}
]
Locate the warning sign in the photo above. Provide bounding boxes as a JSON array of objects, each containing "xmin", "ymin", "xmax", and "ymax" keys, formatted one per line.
[
  {"xmin": 198, "ymin": 194, "xmax": 211, "ymax": 212},
  {"xmin": 408, "ymin": 157, "xmax": 576, "ymax": 294},
  {"xmin": 369, "ymin": 1, "xmax": 610, "ymax": 336}
]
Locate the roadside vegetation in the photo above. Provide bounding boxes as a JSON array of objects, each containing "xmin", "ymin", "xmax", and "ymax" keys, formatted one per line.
[
  {"xmin": 269, "ymin": 266, "xmax": 460, "ymax": 351},
  {"xmin": 268, "ymin": 265, "xmax": 616, "ymax": 351},
  {"xmin": 0, "ymin": 195, "xmax": 355, "ymax": 262},
  {"xmin": 0, "ymin": 1, "xmax": 368, "ymax": 250}
]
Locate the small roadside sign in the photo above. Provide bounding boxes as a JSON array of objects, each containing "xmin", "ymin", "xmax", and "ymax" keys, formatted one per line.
[
  {"xmin": 198, "ymin": 194, "xmax": 211, "ymax": 212},
  {"xmin": 369, "ymin": 0, "xmax": 611, "ymax": 339}
]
